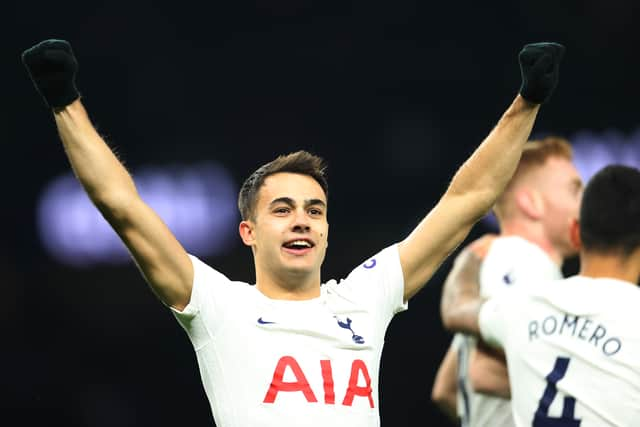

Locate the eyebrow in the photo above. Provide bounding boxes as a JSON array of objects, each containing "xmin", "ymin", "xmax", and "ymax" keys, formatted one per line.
[{"xmin": 269, "ymin": 197, "xmax": 327, "ymax": 209}]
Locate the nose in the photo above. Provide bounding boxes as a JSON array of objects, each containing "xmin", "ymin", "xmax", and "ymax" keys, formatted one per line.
[{"xmin": 291, "ymin": 208, "xmax": 311, "ymax": 233}]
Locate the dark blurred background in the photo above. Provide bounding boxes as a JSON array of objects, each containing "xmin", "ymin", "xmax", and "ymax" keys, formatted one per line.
[{"xmin": 4, "ymin": 1, "xmax": 640, "ymax": 425}]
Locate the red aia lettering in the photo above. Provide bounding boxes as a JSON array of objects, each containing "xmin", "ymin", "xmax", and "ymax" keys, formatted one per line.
[
  {"xmin": 320, "ymin": 359, "xmax": 335, "ymax": 404},
  {"xmin": 263, "ymin": 356, "xmax": 373, "ymax": 408},
  {"xmin": 342, "ymin": 359, "xmax": 374, "ymax": 408},
  {"xmin": 263, "ymin": 356, "xmax": 317, "ymax": 403}
]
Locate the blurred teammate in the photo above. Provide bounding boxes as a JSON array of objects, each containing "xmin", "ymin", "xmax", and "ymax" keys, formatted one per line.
[
  {"xmin": 22, "ymin": 39, "xmax": 564, "ymax": 426},
  {"xmin": 432, "ymin": 137, "xmax": 583, "ymax": 426},
  {"xmin": 441, "ymin": 164, "xmax": 640, "ymax": 426}
]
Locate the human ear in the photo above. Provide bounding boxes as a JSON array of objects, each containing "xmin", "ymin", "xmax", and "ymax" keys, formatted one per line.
[
  {"xmin": 239, "ymin": 220, "xmax": 256, "ymax": 246},
  {"xmin": 515, "ymin": 188, "xmax": 543, "ymax": 220},
  {"xmin": 569, "ymin": 218, "xmax": 581, "ymax": 250},
  {"xmin": 324, "ymin": 224, "xmax": 329, "ymax": 248}
]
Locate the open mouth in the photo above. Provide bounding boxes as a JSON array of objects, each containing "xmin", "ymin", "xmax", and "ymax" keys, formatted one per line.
[{"xmin": 282, "ymin": 239, "xmax": 315, "ymax": 253}]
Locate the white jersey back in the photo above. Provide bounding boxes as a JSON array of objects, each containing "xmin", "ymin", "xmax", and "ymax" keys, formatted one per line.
[
  {"xmin": 455, "ymin": 236, "xmax": 561, "ymax": 427},
  {"xmin": 170, "ymin": 245, "xmax": 407, "ymax": 427},
  {"xmin": 480, "ymin": 275, "xmax": 640, "ymax": 427}
]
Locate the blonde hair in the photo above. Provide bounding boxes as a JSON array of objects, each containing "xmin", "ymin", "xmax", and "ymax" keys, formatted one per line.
[{"xmin": 493, "ymin": 136, "xmax": 573, "ymax": 221}]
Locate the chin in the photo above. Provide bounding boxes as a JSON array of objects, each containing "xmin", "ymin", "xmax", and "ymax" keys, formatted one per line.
[{"xmin": 282, "ymin": 262, "xmax": 317, "ymax": 277}]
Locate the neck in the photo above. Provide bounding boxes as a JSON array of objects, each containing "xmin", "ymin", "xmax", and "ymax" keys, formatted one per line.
[
  {"xmin": 254, "ymin": 266, "xmax": 321, "ymax": 300},
  {"xmin": 500, "ymin": 221, "xmax": 563, "ymax": 266},
  {"xmin": 579, "ymin": 250, "xmax": 640, "ymax": 284}
]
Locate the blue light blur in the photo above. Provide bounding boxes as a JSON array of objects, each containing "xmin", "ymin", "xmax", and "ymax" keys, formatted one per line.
[{"xmin": 37, "ymin": 162, "xmax": 239, "ymax": 267}]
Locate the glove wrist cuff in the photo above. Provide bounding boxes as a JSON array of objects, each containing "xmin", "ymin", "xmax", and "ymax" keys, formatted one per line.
[{"xmin": 44, "ymin": 82, "xmax": 80, "ymax": 109}]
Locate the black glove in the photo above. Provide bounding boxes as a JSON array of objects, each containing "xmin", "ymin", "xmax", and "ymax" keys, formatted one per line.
[
  {"xmin": 518, "ymin": 42, "xmax": 565, "ymax": 104},
  {"xmin": 22, "ymin": 39, "xmax": 80, "ymax": 109}
]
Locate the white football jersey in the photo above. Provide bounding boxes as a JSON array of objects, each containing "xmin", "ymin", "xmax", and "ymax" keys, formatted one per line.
[
  {"xmin": 171, "ymin": 245, "xmax": 407, "ymax": 427},
  {"xmin": 454, "ymin": 236, "xmax": 561, "ymax": 427},
  {"xmin": 479, "ymin": 236, "xmax": 562, "ymax": 299},
  {"xmin": 479, "ymin": 275, "xmax": 640, "ymax": 427}
]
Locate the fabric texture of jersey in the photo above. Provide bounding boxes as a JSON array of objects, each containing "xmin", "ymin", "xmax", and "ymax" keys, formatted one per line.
[
  {"xmin": 479, "ymin": 275, "xmax": 640, "ymax": 427},
  {"xmin": 171, "ymin": 244, "xmax": 407, "ymax": 427},
  {"xmin": 454, "ymin": 236, "xmax": 561, "ymax": 427}
]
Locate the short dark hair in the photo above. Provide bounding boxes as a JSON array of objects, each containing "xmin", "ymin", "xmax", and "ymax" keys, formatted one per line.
[
  {"xmin": 238, "ymin": 150, "xmax": 329, "ymax": 221},
  {"xmin": 580, "ymin": 165, "xmax": 640, "ymax": 256}
]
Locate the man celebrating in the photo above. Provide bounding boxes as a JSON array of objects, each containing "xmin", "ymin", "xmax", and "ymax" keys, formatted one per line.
[
  {"xmin": 441, "ymin": 164, "xmax": 640, "ymax": 426},
  {"xmin": 22, "ymin": 39, "xmax": 564, "ymax": 426},
  {"xmin": 433, "ymin": 136, "xmax": 583, "ymax": 427}
]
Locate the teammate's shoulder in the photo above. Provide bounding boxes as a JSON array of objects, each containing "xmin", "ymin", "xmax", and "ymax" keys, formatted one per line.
[
  {"xmin": 483, "ymin": 235, "xmax": 552, "ymax": 263},
  {"xmin": 488, "ymin": 234, "xmax": 532, "ymax": 250},
  {"xmin": 565, "ymin": 275, "xmax": 640, "ymax": 299},
  {"xmin": 467, "ymin": 233, "xmax": 499, "ymax": 259}
]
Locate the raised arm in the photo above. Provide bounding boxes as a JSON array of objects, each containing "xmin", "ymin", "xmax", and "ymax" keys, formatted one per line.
[
  {"xmin": 23, "ymin": 40, "xmax": 193, "ymax": 310},
  {"xmin": 398, "ymin": 42, "xmax": 565, "ymax": 300}
]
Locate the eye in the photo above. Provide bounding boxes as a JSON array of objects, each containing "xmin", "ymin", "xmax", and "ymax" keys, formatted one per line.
[
  {"xmin": 308, "ymin": 207, "xmax": 323, "ymax": 216},
  {"xmin": 274, "ymin": 206, "xmax": 290, "ymax": 215}
]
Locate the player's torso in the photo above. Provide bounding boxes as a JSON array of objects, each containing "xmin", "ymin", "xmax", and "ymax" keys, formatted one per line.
[
  {"xmin": 201, "ymin": 284, "xmax": 384, "ymax": 427},
  {"xmin": 459, "ymin": 236, "xmax": 560, "ymax": 427},
  {"xmin": 505, "ymin": 277, "xmax": 640, "ymax": 427}
]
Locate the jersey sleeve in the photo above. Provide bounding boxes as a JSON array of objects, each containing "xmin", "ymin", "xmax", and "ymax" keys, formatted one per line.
[
  {"xmin": 478, "ymin": 292, "xmax": 513, "ymax": 349},
  {"xmin": 169, "ymin": 254, "xmax": 235, "ymax": 350},
  {"xmin": 339, "ymin": 244, "xmax": 408, "ymax": 321}
]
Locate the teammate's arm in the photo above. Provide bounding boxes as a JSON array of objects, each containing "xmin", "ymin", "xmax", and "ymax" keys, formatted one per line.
[
  {"xmin": 431, "ymin": 341, "xmax": 460, "ymax": 423},
  {"xmin": 439, "ymin": 237, "xmax": 512, "ymax": 398},
  {"xmin": 468, "ymin": 342, "xmax": 511, "ymax": 399},
  {"xmin": 439, "ymin": 242, "xmax": 486, "ymax": 335},
  {"xmin": 23, "ymin": 40, "xmax": 193, "ymax": 310},
  {"xmin": 398, "ymin": 43, "xmax": 565, "ymax": 301}
]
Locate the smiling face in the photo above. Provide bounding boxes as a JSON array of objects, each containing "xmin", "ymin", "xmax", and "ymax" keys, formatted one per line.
[{"xmin": 239, "ymin": 172, "xmax": 329, "ymax": 292}]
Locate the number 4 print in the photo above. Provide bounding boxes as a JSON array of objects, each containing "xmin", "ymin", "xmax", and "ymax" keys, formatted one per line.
[{"xmin": 533, "ymin": 357, "xmax": 581, "ymax": 427}]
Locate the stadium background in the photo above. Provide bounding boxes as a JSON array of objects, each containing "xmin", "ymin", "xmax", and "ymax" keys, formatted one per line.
[{"xmin": 4, "ymin": 1, "xmax": 639, "ymax": 425}]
